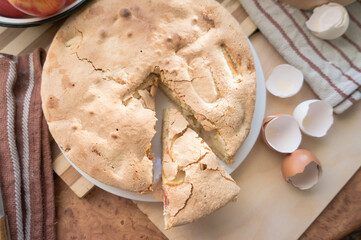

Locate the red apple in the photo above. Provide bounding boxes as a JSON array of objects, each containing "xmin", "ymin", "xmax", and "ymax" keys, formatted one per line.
[
  {"xmin": 0, "ymin": 0, "xmax": 26, "ymax": 18},
  {"xmin": 65, "ymin": 0, "xmax": 76, "ymax": 5},
  {"xmin": 7, "ymin": 0, "xmax": 66, "ymax": 17}
]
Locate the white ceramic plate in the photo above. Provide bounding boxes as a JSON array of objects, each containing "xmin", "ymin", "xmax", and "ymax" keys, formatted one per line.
[
  {"xmin": 0, "ymin": 0, "xmax": 87, "ymax": 27},
  {"xmin": 62, "ymin": 41, "xmax": 266, "ymax": 202}
]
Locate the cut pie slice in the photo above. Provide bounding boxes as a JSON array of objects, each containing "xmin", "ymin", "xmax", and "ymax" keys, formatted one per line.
[{"xmin": 162, "ymin": 108, "xmax": 240, "ymax": 229}]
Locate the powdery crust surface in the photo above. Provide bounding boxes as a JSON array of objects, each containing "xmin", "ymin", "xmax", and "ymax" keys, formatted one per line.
[
  {"xmin": 41, "ymin": 0, "xmax": 256, "ymax": 192},
  {"xmin": 162, "ymin": 109, "xmax": 240, "ymax": 229}
]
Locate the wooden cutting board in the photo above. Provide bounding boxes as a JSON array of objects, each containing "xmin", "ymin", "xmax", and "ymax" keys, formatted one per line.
[{"xmin": 51, "ymin": 140, "xmax": 94, "ymax": 198}]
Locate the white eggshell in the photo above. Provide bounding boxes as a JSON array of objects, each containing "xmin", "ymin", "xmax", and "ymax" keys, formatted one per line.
[
  {"xmin": 293, "ymin": 100, "xmax": 333, "ymax": 137},
  {"xmin": 266, "ymin": 64, "xmax": 304, "ymax": 98},
  {"xmin": 264, "ymin": 115, "xmax": 302, "ymax": 153},
  {"xmin": 306, "ymin": 3, "xmax": 349, "ymax": 40}
]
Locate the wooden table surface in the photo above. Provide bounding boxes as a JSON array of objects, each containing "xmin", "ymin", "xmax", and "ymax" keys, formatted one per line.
[
  {"xmin": 1, "ymin": 0, "xmax": 360, "ymax": 239},
  {"xmin": 55, "ymin": 171, "xmax": 361, "ymax": 240}
]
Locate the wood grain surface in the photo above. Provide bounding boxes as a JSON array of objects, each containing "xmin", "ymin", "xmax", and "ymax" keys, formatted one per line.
[
  {"xmin": 0, "ymin": 217, "xmax": 6, "ymax": 240},
  {"xmin": 300, "ymin": 169, "xmax": 361, "ymax": 240},
  {"xmin": 54, "ymin": 170, "xmax": 361, "ymax": 240},
  {"xmin": 55, "ymin": 177, "xmax": 167, "ymax": 240},
  {"xmin": 51, "ymin": 140, "xmax": 95, "ymax": 198}
]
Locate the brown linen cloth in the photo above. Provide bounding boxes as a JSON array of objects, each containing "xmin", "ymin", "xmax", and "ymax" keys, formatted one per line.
[{"xmin": 0, "ymin": 49, "xmax": 55, "ymax": 240}]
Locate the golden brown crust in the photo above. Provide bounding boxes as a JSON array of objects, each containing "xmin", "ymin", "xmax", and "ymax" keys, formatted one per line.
[
  {"xmin": 159, "ymin": 3, "xmax": 256, "ymax": 164},
  {"xmin": 41, "ymin": 0, "xmax": 255, "ymax": 192},
  {"xmin": 162, "ymin": 109, "xmax": 240, "ymax": 229}
]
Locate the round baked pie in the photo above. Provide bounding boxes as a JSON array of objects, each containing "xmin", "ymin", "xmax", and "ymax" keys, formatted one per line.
[{"xmin": 41, "ymin": 0, "xmax": 256, "ymax": 193}]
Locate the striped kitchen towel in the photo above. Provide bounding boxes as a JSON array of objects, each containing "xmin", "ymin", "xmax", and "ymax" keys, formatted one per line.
[
  {"xmin": 239, "ymin": 0, "xmax": 361, "ymax": 114},
  {"xmin": 0, "ymin": 49, "xmax": 55, "ymax": 240}
]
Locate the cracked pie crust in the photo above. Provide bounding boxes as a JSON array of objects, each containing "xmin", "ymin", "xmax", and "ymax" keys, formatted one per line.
[
  {"xmin": 162, "ymin": 109, "xmax": 240, "ymax": 229},
  {"xmin": 41, "ymin": 0, "xmax": 256, "ymax": 192}
]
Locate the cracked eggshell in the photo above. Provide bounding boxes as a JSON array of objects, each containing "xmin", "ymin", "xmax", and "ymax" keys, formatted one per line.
[
  {"xmin": 266, "ymin": 64, "xmax": 304, "ymax": 98},
  {"xmin": 261, "ymin": 114, "xmax": 302, "ymax": 153},
  {"xmin": 306, "ymin": 3, "xmax": 349, "ymax": 40},
  {"xmin": 293, "ymin": 99, "xmax": 333, "ymax": 137},
  {"xmin": 282, "ymin": 149, "xmax": 322, "ymax": 190}
]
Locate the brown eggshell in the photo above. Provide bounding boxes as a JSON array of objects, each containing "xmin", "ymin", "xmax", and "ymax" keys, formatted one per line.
[
  {"xmin": 278, "ymin": 0, "xmax": 355, "ymax": 10},
  {"xmin": 261, "ymin": 113, "xmax": 287, "ymax": 150},
  {"xmin": 282, "ymin": 149, "xmax": 321, "ymax": 181}
]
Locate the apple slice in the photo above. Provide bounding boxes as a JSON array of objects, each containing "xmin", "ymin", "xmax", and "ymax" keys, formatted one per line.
[
  {"xmin": 0, "ymin": 0, "xmax": 26, "ymax": 18},
  {"xmin": 8, "ymin": 0, "xmax": 66, "ymax": 17}
]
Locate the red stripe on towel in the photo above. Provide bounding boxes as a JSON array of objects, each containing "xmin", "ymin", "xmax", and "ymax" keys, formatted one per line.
[
  {"xmin": 342, "ymin": 35, "xmax": 361, "ymax": 52},
  {"xmin": 349, "ymin": 13, "xmax": 361, "ymax": 28}
]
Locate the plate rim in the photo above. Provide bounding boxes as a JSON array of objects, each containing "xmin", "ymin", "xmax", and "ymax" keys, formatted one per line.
[{"xmin": 61, "ymin": 40, "xmax": 266, "ymax": 202}]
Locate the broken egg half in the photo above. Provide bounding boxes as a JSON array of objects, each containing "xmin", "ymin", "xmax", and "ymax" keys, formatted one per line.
[
  {"xmin": 266, "ymin": 64, "xmax": 304, "ymax": 98},
  {"xmin": 282, "ymin": 149, "xmax": 322, "ymax": 190},
  {"xmin": 306, "ymin": 3, "xmax": 350, "ymax": 40},
  {"xmin": 262, "ymin": 114, "xmax": 302, "ymax": 153},
  {"xmin": 293, "ymin": 99, "xmax": 333, "ymax": 137}
]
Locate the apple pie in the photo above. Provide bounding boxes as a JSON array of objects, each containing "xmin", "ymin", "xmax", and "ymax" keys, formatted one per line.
[{"xmin": 41, "ymin": 0, "xmax": 256, "ymax": 192}]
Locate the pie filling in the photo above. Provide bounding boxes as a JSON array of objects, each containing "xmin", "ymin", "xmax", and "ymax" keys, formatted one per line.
[
  {"xmin": 159, "ymin": 82, "xmax": 232, "ymax": 164},
  {"xmin": 163, "ymin": 170, "xmax": 185, "ymax": 186},
  {"xmin": 220, "ymin": 44, "xmax": 243, "ymax": 82},
  {"xmin": 163, "ymin": 190, "xmax": 171, "ymax": 228}
]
